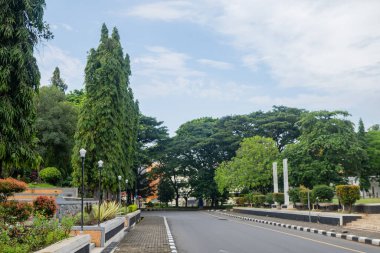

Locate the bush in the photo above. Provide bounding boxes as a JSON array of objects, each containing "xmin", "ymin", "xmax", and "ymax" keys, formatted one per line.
[
  {"xmin": 0, "ymin": 178, "xmax": 27, "ymax": 202},
  {"xmin": 312, "ymin": 185, "xmax": 334, "ymax": 202},
  {"xmin": 299, "ymin": 186, "xmax": 311, "ymax": 205},
  {"xmin": 39, "ymin": 167, "xmax": 61, "ymax": 185},
  {"xmin": 33, "ymin": 196, "xmax": 57, "ymax": 218},
  {"xmin": 244, "ymin": 193, "xmax": 254, "ymax": 206},
  {"xmin": 288, "ymin": 187, "xmax": 300, "ymax": 204},
  {"xmin": 265, "ymin": 193, "xmax": 274, "ymax": 205},
  {"xmin": 145, "ymin": 202, "xmax": 154, "ymax": 208},
  {"xmin": 127, "ymin": 204, "xmax": 138, "ymax": 213},
  {"xmin": 336, "ymin": 185, "xmax": 360, "ymax": 212},
  {"xmin": 273, "ymin": 192, "xmax": 284, "ymax": 204},
  {"xmin": 0, "ymin": 201, "xmax": 33, "ymax": 224},
  {"xmin": 92, "ymin": 201, "xmax": 121, "ymax": 222},
  {"xmin": 252, "ymin": 195, "xmax": 266, "ymax": 207},
  {"xmin": 235, "ymin": 197, "xmax": 245, "ymax": 206}
]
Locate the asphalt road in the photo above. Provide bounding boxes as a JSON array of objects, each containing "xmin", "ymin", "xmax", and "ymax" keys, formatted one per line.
[{"xmin": 143, "ymin": 211, "xmax": 379, "ymax": 253}]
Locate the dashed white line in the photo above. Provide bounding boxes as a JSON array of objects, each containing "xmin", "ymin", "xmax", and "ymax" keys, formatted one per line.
[{"xmin": 164, "ymin": 216, "xmax": 178, "ymax": 253}]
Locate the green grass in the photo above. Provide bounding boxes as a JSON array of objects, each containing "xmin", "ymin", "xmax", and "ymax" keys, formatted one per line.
[
  {"xmin": 332, "ymin": 197, "xmax": 380, "ymax": 204},
  {"xmin": 28, "ymin": 182, "xmax": 56, "ymax": 188}
]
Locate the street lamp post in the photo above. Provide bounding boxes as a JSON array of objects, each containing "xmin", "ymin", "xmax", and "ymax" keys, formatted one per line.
[
  {"xmin": 79, "ymin": 148, "xmax": 87, "ymax": 231},
  {"xmin": 97, "ymin": 160, "xmax": 103, "ymax": 226},
  {"xmin": 118, "ymin": 175, "xmax": 122, "ymax": 205},
  {"xmin": 125, "ymin": 179, "xmax": 129, "ymax": 206}
]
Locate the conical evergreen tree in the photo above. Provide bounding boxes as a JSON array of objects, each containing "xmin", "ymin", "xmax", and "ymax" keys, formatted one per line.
[
  {"xmin": 0, "ymin": 0, "xmax": 52, "ymax": 177},
  {"xmin": 72, "ymin": 24, "xmax": 138, "ymax": 195},
  {"xmin": 50, "ymin": 67, "xmax": 68, "ymax": 92}
]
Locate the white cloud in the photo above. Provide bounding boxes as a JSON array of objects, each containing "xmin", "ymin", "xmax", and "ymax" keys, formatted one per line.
[
  {"xmin": 127, "ymin": 0, "xmax": 380, "ymax": 127},
  {"xmin": 197, "ymin": 58, "xmax": 232, "ymax": 70},
  {"xmin": 35, "ymin": 44, "xmax": 85, "ymax": 90},
  {"xmin": 50, "ymin": 23, "xmax": 73, "ymax": 31}
]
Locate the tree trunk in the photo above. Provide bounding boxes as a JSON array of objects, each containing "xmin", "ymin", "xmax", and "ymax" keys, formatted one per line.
[{"xmin": 185, "ymin": 197, "xmax": 188, "ymax": 207}]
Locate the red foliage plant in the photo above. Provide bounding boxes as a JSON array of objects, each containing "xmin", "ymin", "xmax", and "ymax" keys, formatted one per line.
[
  {"xmin": 0, "ymin": 201, "xmax": 33, "ymax": 223},
  {"xmin": 33, "ymin": 196, "xmax": 57, "ymax": 218},
  {"xmin": 0, "ymin": 178, "xmax": 27, "ymax": 202}
]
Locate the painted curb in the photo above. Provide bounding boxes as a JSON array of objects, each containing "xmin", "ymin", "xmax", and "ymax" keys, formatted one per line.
[
  {"xmin": 216, "ymin": 211, "xmax": 380, "ymax": 247},
  {"xmin": 164, "ymin": 216, "xmax": 178, "ymax": 253}
]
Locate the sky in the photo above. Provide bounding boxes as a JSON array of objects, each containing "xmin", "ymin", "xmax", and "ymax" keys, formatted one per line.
[{"xmin": 35, "ymin": 0, "xmax": 380, "ymax": 134}]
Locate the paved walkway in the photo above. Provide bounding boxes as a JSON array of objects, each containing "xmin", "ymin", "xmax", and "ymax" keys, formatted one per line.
[{"xmin": 115, "ymin": 216, "xmax": 171, "ymax": 253}]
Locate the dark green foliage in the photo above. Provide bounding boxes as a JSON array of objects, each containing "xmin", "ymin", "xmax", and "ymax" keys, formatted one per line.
[
  {"xmin": 273, "ymin": 192, "xmax": 284, "ymax": 204},
  {"xmin": 39, "ymin": 167, "xmax": 61, "ymax": 185},
  {"xmin": 252, "ymin": 194, "xmax": 266, "ymax": 207},
  {"xmin": 336, "ymin": 185, "xmax": 360, "ymax": 212},
  {"xmin": 299, "ymin": 186, "xmax": 311, "ymax": 205},
  {"xmin": 365, "ymin": 130, "xmax": 380, "ymax": 179},
  {"xmin": 311, "ymin": 185, "xmax": 334, "ymax": 202},
  {"xmin": 0, "ymin": 201, "xmax": 33, "ymax": 224},
  {"xmin": 283, "ymin": 111, "xmax": 367, "ymax": 187},
  {"xmin": 157, "ymin": 179, "xmax": 174, "ymax": 206},
  {"xmin": 288, "ymin": 187, "xmax": 300, "ymax": 204},
  {"xmin": 36, "ymin": 86, "xmax": 77, "ymax": 178},
  {"xmin": 50, "ymin": 67, "xmax": 67, "ymax": 92},
  {"xmin": 0, "ymin": 0, "xmax": 52, "ymax": 177},
  {"xmin": 265, "ymin": 193, "xmax": 274, "ymax": 204},
  {"xmin": 72, "ymin": 24, "xmax": 139, "ymax": 194}
]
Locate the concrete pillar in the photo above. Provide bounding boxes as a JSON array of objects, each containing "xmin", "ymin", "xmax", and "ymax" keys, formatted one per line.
[
  {"xmin": 272, "ymin": 162, "xmax": 278, "ymax": 193},
  {"xmin": 283, "ymin": 158, "xmax": 289, "ymax": 206}
]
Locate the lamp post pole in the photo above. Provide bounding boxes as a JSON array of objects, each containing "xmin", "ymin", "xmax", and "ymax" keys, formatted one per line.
[
  {"xmin": 125, "ymin": 179, "xmax": 129, "ymax": 206},
  {"xmin": 118, "ymin": 175, "xmax": 122, "ymax": 205},
  {"xmin": 79, "ymin": 148, "xmax": 87, "ymax": 231},
  {"xmin": 97, "ymin": 160, "xmax": 103, "ymax": 226}
]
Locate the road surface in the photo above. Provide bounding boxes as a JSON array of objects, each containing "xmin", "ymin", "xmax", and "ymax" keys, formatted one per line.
[{"xmin": 143, "ymin": 211, "xmax": 379, "ymax": 253}]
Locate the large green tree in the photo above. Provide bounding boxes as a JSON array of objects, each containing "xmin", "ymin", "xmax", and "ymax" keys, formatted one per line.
[
  {"xmin": 283, "ymin": 111, "xmax": 367, "ymax": 188},
  {"xmin": 365, "ymin": 130, "xmax": 380, "ymax": 179},
  {"xmin": 0, "ymin": 0, "xmax": 52, "ymax": 177},
  {"xmin": 215, "ymin": 136, "xmax": 279, "ymax": 194},
  {"xmin": 72, "ymin": 24, "xmax": 138, "ymax": 195},
  {"xmin": 35, "ymin": 86, "xmax": 77, "ymax": 180}
]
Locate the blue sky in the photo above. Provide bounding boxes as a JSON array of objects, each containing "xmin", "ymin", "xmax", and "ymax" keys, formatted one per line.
[{"xmin": 36, "ymin": 0, "xmax": 380, "ymax": 134}]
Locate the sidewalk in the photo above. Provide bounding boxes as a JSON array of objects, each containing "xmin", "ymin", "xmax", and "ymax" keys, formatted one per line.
[{"xmin": 115, "ymin": 216, "xmax": 171, "ymax": 253}]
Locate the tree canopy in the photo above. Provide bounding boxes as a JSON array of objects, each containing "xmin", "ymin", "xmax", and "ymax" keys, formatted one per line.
[{"xmin": 0, "ymin": 0, "xmax": 52, "ymax": 177}]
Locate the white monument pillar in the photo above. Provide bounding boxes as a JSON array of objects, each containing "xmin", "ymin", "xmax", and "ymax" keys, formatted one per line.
[
  {"xmin": 283, "ymin": 158, "xmax": 289, "ymax": 206},
  {"xmin": 272, "ymin": 162, "xmax": 278, "ymax": 193}
]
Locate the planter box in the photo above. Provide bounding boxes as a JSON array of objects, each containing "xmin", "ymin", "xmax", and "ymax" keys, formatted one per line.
[
  {"xmin": 35, "ymin": 234, "xmax": 90, "ymax": 253},
  {"xmin": 123, "ymin": 210, "xmax": 141, "ymax": 228},
  {"xmin": 71, "ymin": 216, "xmax": 125, "ymax": 247}
]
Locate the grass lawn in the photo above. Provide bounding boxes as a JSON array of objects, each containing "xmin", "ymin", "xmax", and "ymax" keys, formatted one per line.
[
  {"xmin": 28, "ymin": 182, "xmax": 56, "ymax": 188},
  {"xmin": 332, "ymin": 197, "xmax": 380, "ymax": 204}
]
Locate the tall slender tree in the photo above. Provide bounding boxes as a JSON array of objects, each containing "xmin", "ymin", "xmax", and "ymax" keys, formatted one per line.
[
  {"xmin": 72, "ymin": 24, "xmax": 138, "ymax": 195},
  {"xmin": 50, "ymin": 67, "xmax": 67, "ymax": 92},
  {"xmin": 0, "ymin": 0, "xmax": 52, "ymax": 177}
]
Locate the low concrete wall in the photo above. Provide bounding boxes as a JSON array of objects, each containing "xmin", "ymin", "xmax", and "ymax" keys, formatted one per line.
[
  {"xmin": 353, "ymin": 204, "xmax": 380, "ymax": 214},
  {"xmin": 34, "ymin": 234, "xmax": 90, "ymax": 253},
  {"xmin": 71, "ymin": 216, "xmax": 125, "ymax": 247},
  {"xmin": 123, "ymin": 210, "xmax": 141, "ymax": 228},
  {"xmin": 234, "ymin": 207, "xmax": 362, "ymax": 226}
]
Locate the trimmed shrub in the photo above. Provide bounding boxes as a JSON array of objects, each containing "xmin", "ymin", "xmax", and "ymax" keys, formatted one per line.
[
  {"xmin": 33, "ymin": 196, "xmax": 57, "ymax": 218},
  {"xmin": 312, "ymin": 185, "xmax": 334, "ymax": 202},
  {"xmin": 336, "ymin": 185, "xmax": 360, "ymax": 212},
  {"xmin": 244, "ymin": 193, "xmax": 255, "ymax": 206},
  {"xmin": 288, "ymin": 187, "xmax": 300, "ymax": 204},
  {"xmin": 273, "ymin": 192, "xmax": 284, "ymax": 204},
  {"xmin": 93, "ymin": 201, "xmax": 121, "ymax": 222},
  {"xmin": 235, "ymin": 197, "xmax": 245, "ymax": 206},
  {"xmin": 39, "ymin": 167, "xmax": 61, "ymax": 185},
  {"xmin": 252, "ymin": 195, "xmax": 266, "ymax": 207},
  {"xmin": 299, "ymin": 186, "xmax": 311, "ymax": 205},
  {"xmin": 0, "ymin": 201, "xmax": 33, "ymax": 224},
  {"xmin": 127, "ymin": 204, "xmax": 138, "ymax": 213},
  {"xmin": 145, "ymin": 202, "xmax": 154, "ymax": 208},
  {"xmin": 265, "ymin": 193, "xmax": 274, "ymax": 205},
  {"xmin": 0, "ymin": 178, "xmax": 27, "ymax": 202}
]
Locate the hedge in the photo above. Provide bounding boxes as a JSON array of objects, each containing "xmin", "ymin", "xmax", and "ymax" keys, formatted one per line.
[
  {"xmin": 312, "ymin": 185, "xmax": 334, "ymax": 202},
  {"xmin": 336, "ymin": 185, "xmax": 360, "ymax": 212},
  {"xmin": 273, "ymin": 192, "xmax": 284, "ymax": 204}
]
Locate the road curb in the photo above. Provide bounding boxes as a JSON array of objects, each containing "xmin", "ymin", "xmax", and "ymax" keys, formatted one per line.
[
  {"xmin": 164, "ymin": 216, "xmax": 178, "ymax": 253},
  {"xmin": 214, "ymin": 211, "xmax": 380, "ymax": 247}
]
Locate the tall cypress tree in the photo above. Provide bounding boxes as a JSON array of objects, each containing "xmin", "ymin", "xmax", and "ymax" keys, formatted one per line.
[
  {"xmin": 50, "ymin": 67, "xmax": 68, "ymax": 92},
  {"xmin": 0, "ymin": 0, "xmax": 52, "ymax": 177},
  {"xmin": 72, "ymin": 24, "xmax": 138, "ymax": 195}
]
